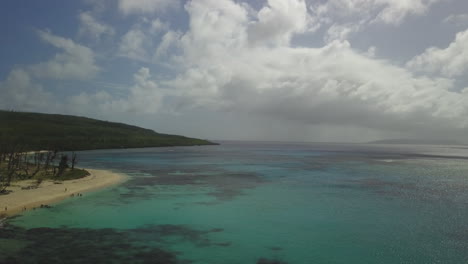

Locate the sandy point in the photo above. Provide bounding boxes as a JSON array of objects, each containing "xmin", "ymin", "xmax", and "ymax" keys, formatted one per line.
[{"xmin": 0, "ymin": 169, "xmax": 127, "ymax": 218}]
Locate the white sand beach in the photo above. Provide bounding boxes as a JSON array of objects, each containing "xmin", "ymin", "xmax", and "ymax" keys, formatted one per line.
[{"xmin": 0, "ymin": 169, "xmax": 126, "ymax": 217}]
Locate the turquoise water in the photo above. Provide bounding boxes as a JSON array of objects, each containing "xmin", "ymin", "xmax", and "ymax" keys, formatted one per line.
[{"xmin": 2, "ymin": 142, "xmax": 468, "ymax": 263}]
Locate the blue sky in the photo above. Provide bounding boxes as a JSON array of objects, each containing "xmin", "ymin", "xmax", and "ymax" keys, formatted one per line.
[{"xmin": 2, "ymin": 0, "xmax": 468, "ymax": 142}]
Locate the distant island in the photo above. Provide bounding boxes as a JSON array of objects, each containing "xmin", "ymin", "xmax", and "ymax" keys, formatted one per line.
[
  {"xmin": 0, "ymin": 110, "xmax": 217, "ymax": 151},
  {"xmin": 368, "ymin": 138, "xmax": 462, "ymax": 146}
]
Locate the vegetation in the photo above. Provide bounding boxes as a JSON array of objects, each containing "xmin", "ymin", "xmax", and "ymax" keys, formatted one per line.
[
  {"xmin": 56, "ymin": 168, "xmax": 90, "ymax": 181},
  {"xmin": 0, "ymin": 110, "xmax": 216, "ymax": 151},
  {"xmin": 0, "ymin": 149, "xmax": 89, "ymax": 194},
  {"xmin": 0, "ymin": 110, "xmax": 216, "ymax": 193}
]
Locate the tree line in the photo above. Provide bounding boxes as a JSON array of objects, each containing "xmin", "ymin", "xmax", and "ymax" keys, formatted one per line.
[{"xmin": 0, "ymin": 143, "xmax": 85, "ymax": 195}]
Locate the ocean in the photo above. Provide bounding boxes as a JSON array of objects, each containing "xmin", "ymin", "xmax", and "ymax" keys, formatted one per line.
[{"xmin": 2, "ymin": 141, "xmax": 468, "ymax": 264}]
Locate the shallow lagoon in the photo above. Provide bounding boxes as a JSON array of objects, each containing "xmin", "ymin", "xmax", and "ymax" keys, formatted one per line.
[{"xmin": 3, "ymin": 142, "xmax": 468, "ymax": 263}]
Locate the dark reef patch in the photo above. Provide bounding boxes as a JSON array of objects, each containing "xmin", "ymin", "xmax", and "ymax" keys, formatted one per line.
[
  {"xmin": 268, "ymin": 246, "xmax": 283, "ymax": 251},
  {"xmin": 0, "ymin": 223, "xmax": 227, "ymax": 263},
  {"xmin": 130, "ymin": 224, "xmax": 225, "ymax": 247},
  {"xmin": 214, "ymin": 242, "xmax": 232, "ymax": 247},
  {"xmin": 257, "ymin": 258, "xmax": 288, "ymax": 264},
  {"xmin": 120, "ymin": 168, "xmax": 266, "ymax": 202}
]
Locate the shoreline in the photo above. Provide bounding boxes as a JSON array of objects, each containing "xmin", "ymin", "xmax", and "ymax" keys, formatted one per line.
[{"xmin": 0, "ymin": 169, "xmax": 127, "ymax": 218}]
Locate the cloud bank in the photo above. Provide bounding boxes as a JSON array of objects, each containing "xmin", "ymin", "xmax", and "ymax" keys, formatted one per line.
[
  {"xmin": 107, "ymin": 0, "xmax": 467, "ymax": 136},
  {"xmin": 2, "ymin": 0, "xmax": 468, "ymax": 142}
]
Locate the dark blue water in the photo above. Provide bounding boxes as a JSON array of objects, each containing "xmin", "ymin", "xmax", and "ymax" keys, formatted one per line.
[{"xmin": 2, "ymin": 141, "xmax": 468, "ymax": 263}]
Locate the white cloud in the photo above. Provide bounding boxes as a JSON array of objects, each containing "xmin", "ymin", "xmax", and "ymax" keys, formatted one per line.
[
  {"xmin": 0, "ymin": 69, "xmax": 54, "ymax": 111},
  {"xmin": 366, "ymin": 46, "xmax": 377, "ymax": 57},
  {"xmin": 68, "ymin": 67, "xmax": 165, "ymax": 114},
  {"xmin": 118, "ymin": 29, "xmax": 149, "ymax": 61},
  {"xmin": 151, "ymin": 0, "xmax": 468, "ymax": 134},
  {"xmin": 247, "ymin": 0, "xmax": 312, "ymax": 46},
  {"xmin": 150, "ymin": 19, "xmax": 169, "ymax": 34},
  {"xmin": 82, "ymin": 0, "xmax": 110, "ymax": 13},
  {"xmin": 0, "ymin": 31, "xmax": 101, "ymax": 112},
  {"xmin": 126, "ymin": 67, "xmax": 164, "ymax": 113},
  {"xmin": 68, "ymin": 90, "xmax": 117, "ymax": 115},
  {"xmin": 154, "ymin": 31, "xmax": 181, "ymax": 58},
  {"xmin": 374, "ymin": 0, "xmax": 437, "ymax": 25},
  {"xmin": 118, "ymin": 0, "xmax": 177, "ymax": 15},
  {"xmin": 309, "ymin": 0, "xmax": 441, "ymax": 41},
  {"xmin": 117, "ymin": 17, "xmax": 172, "ymax": 62},
  {"xmin": 406, "ymin": 29, "xmax": 468, "ymax": 77},
  {"xmin": 31, "ymin": 30, "xmax": 99, "ymax": 80},
  {"xmin": 51, "ymin": 0, "xmax": 466, "ymax": 136},
  {"xmin": 311, "ymin": 0, "xmax": 439, "ymax": 26},
  {"xmin": 78, "ymin": 11, "xmax": 115, "ymax": 40},
  {"xmin": 325, "ymin": 23, "xmax": 361, "ymax": 42}
]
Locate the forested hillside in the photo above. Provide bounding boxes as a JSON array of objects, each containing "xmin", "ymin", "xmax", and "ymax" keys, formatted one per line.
[{"xmin": 0, "ymin": 111, "xmax": 217, "ymax": 151}]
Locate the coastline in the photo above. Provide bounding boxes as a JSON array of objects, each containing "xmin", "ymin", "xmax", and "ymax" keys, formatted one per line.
[{"xmin": 0, "ymin": 169, "xmax": 127, "ymax": 218}]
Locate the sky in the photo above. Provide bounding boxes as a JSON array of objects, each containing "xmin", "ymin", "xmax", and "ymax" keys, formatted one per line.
[{"xmin": 1, "ymin": 0, "xmax": 468, "ymax": 143}]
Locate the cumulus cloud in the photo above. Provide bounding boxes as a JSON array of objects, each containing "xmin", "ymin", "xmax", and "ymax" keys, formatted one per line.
[
  {"xmin": 154, "ymin": 31, "xmax": 182, "ymax": 59},
  {"xmin": 68, "ymin": 67, "xmax": 165, "ymax": 114},
  {"xmin": 118, "ymin": 29, "xmax": 149, "ymax": 61},
  {"xmin": 52, "ymin": 0, "xmax": 467, "ymax": 137},
  {"xmin": 406, "ymin": 29, "xmax": 468, "ymax": 77},
  {"xmin": 247, "ymin": 0, "xmax": 312, "ymax": 46},
  {"xmin": 150, "ymin": 19, "xmax": 169, "ymax": 34},
  {"xmin": 126, "ymin": 67, "xmax": 164, "ymax": 113},
  {"xmin": 0, "ymin": 31, "xmax": 99, "ymax": 111},
  {"xmin": 0, "ymin": 69, "xmax": 54, "ymax": 111},
  {"xmin": 118, "ymin": 18, "xmax": 170, "ymax": 62},
  {"xmin": 148, "ymin": 0, "xmax": 468, "ymax": 135},
  {"xmin": 118, "ymin": 0, "xmax": 177, "ymax": 15},
  {"xmin": 31, "ymin": 30, "xmax": 99, "ymax": 80},
  {"xmin": 78, "ymin": 11, "xmax": 115, "ymax": 40}
]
